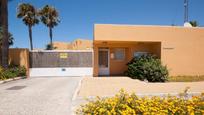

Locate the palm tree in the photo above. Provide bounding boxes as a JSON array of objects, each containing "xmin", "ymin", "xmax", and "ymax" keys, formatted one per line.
[
  {"xmin": 17, "ymin": 3, "xmax": 39, "ymax": 50},
  {"xmin": 0, "ymin": 27, "xmax": 14, "ymax": 46},
  {"xmin": 0, "ymin": 1, "xmax": 3, "ymax": 66},
  {"xmin": 45, "ymin": 43, "xmax": 56, "ymax": 50},
  {"xmin": 189, "ymin": 21, "xmax": 198, "ymax": 27},
  {"xmin": 0, "ymin": 1, "xmax": 2, "ymax": 26},
  {"xmin": 0, "ymin": 28, "xmax": 14, "ymax": 65},
  {"xmin": 39, "ymin": 5, "xmax": 60, "ymax": 50},
  {"xmin": 0, "ymin": 0, "xmax": 9, "ymax": 68}
]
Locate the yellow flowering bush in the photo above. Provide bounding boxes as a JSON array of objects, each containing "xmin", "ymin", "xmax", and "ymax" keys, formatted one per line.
[{"xmin": 76, "ymin": 89, "xmax": 204, "ymax": 115}]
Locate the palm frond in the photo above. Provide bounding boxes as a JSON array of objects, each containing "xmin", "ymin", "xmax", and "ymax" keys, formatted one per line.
[
  {"xmin": 38, "ymin": 5, "xmax": 60, "ymax": 28},
  {"xmin": 0, "ymin": 27, "xmax": 14, "ymax": 46},
  {"xmin": 17, "ymin": 3, "xmax": 39, "ymax": 26}
]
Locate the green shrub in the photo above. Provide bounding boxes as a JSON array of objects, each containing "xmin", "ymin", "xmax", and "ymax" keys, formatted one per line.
[
  {"xmin": 3, "ymin": 69, "xmax": 17, "ymax": 79},
  {"xmin": 125, "ymin": 54, "xmax": 169, "ymax": 82},
  {"xmin": 10, "ymin": 66, "xmax": 26, "ymax": 76},
  {"xmin": 76, "ymin": 89, "xmax": 204, "ymax": 115},
  {"xmin": 0, "ymin": 65, "xmax": 26, "ymax": 80},
  {"xmin": 0, "ymin": 67, "xmax": 6, "ymax": 80},
  {"xmin": 17, "ymin": 66, "xmax": 26, "ymax": 76}
]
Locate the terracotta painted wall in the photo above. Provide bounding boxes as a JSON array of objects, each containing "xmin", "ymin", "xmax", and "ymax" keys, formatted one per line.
[
  {"xmin": 94, "ymin": 24, "xmax": 204, "ymax": 76},
  {"xmin": 9, "ymin": 48, "xmax": 29, "ymax": 76}
]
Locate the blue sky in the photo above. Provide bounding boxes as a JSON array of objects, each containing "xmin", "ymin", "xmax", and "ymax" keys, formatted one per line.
[{"xmin": 8, "ymin": 0, "xmax": 204, "ymax": 49}]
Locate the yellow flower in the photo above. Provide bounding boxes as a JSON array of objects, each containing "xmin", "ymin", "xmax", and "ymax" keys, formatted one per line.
[{"xmin": 76, "ymin": 89, "xmax": 204, "ymax": 115}]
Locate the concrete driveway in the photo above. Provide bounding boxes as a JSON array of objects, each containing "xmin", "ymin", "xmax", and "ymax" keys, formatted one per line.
[{"xmin": 0, "ymin": 77, "xmax": 82, "ymax": 115}]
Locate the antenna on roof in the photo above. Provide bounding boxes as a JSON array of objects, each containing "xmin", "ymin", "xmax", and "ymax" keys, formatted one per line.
[
  {"xmin": 183, "ymin": 0, "xmax": 191, "ymax": 27},
  {"xmin": 184, "ymin": 0, "xmax": 188, "ymax": 23}
]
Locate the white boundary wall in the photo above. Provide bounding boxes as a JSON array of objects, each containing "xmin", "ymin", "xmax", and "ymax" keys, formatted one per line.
[
  {"xmin": 29, "ymin": 50, "xmax": 93, "ymax": 77},
  {"xmin": 30, "ymin": 67, "xmax": 93, "ymax": 77}
]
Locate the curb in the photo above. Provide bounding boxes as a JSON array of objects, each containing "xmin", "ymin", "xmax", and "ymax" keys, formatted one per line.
[
  {"xmin": 76, "ymin": 92, "xmax": 202, "ymax": 100},
  {"xmin": 72, "ymin": 76, "xmax": 84, "ymax": 101},
  {"xmin": 0, "ymin": 76, "xmax": 26, "ymax": 84},
  {"xmin": 71, "ymin": 76, "xmax": 85, "ymax": 115}
]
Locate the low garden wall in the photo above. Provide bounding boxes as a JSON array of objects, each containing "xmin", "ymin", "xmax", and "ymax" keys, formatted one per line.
[{"xmin": 9, "ymin": 48, "xmax": 29, "ymax": 76}]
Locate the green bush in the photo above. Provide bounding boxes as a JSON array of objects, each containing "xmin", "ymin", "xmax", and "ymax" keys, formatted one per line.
[
  {"xmin": 0, "ymin": 66, "xmax": 26, "ymax": 80},
  {"xmin": 17, "ymin": 66, "xmax": 26, "ymax": 76},
  {"xmin": 3, "ymin": 69, "xmax": 17, "ymax": 79},
  {"xmin": 125, "ymin": 54, "xmax": 169, "ymax": 82},
  {"xmin": 0, "ymin": 67, "xmax": 6, "ymax": 80},
  {"xmin": 9, "ymin": 66, "xmax": 26, "ymax": 76}
]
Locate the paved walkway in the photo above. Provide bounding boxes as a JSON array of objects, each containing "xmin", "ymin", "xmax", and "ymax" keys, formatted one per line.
[
  {"xmin": 78, "ymin": 77, "xmax": 204, "ymax": 97},
  {"xmin": 0, "ymin": 77, "xmax": 82, "ymax": 115}
]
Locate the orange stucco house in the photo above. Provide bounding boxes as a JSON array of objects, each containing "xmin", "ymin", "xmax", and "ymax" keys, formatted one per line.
[{"xmin": 93, "ymin": 24, "xmax": 204, "ymax": 76}]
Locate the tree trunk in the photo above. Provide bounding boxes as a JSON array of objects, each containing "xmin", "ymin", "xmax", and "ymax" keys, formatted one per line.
[
  {"xmin": 1, "ymin": 0, "xmax": 9, "ymax": 68},
  {"xmin": 0, "ymin": 0, "xmax": 2, "ymax": 26},
  {"xmin": 49, "ymin": 27, "xmax": 53, "ymax": 50},
  {"xmin": 0, "ymin": 0, "xmax": 2, "ymax": 65},
  {"xmin": 28, "ymin": 25, "xmax": 33, "ymax": 50},
  {"xmin": 0, "ymin": 47, "xmax": 2, "ymax": 66}
]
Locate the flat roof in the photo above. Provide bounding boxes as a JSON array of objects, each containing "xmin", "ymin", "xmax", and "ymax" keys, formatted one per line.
[
  {"xmin": 94, "ymin": 24, "xmax": 204, "ymax": 30},
  {"xmin": 94, "ymin": 23, "xmax": 204, "ymax": 42}
]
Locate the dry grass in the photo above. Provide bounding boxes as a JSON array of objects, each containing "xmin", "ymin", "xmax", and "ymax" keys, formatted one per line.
[{"xmin": 169, "ymin": 75, "xmax": 204, "ymax": 82}]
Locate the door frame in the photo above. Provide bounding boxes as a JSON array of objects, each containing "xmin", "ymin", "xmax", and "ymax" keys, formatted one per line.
[{"xmin": 98, "ymin": 48, "xmax": 110, "ymax": 76}]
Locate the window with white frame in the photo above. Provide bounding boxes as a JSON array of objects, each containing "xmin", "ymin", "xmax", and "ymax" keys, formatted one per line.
[{"xmin": 114, "ymin": 48, "xmax": 125, "ymax": 60}]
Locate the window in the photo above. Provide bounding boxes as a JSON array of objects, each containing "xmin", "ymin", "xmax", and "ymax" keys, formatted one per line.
[
  {"xmin": 134, "ymin": 52, "xmax": 148, "ymax": 58},
  {"xmin": 114, "ymin": 48, "xmax": 125, "ymax": 60}
]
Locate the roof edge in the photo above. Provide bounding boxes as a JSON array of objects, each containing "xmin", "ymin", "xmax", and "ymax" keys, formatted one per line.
[{"xmin": 94, "ymin": 23, "xmax": 204, "ymax": 29}]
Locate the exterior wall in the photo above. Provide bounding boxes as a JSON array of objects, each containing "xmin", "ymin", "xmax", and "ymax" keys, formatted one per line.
[
  {"xmin": 94, "ymin": 42, "xmax": 161, "ymax": 76},
  {"xmin": 30, "ymin": 51, "xmax": 92, "ymax": 68},
  {"xmin": 30, "ymin": 67, "xmax": 93, "ymax": 77},
  {"xmin": 94, "ymin": 24, "xmax": 204, "ymax": 76},
  {"xmin": 9, "ymin": 48, "xmax": 29, "ymax": 76},
  {"xmin": 29, "ymin": 50, "xmax": 93, "ymax": 77}
]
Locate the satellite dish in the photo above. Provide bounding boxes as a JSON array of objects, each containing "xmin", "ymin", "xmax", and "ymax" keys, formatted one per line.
[{"xmin": 184, "ymin": 22, "xmax": 192, "ymax": 27}]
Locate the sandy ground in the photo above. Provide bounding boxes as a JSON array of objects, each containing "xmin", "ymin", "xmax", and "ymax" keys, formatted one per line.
[{"xmin": 78, "ymin": 77, "xmax": 204, "ymax": 97}]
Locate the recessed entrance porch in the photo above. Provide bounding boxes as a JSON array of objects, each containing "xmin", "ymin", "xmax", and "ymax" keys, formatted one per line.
[{"xmin": 94, "ymin": 41, "xmax": 161, "ymax": 76}]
